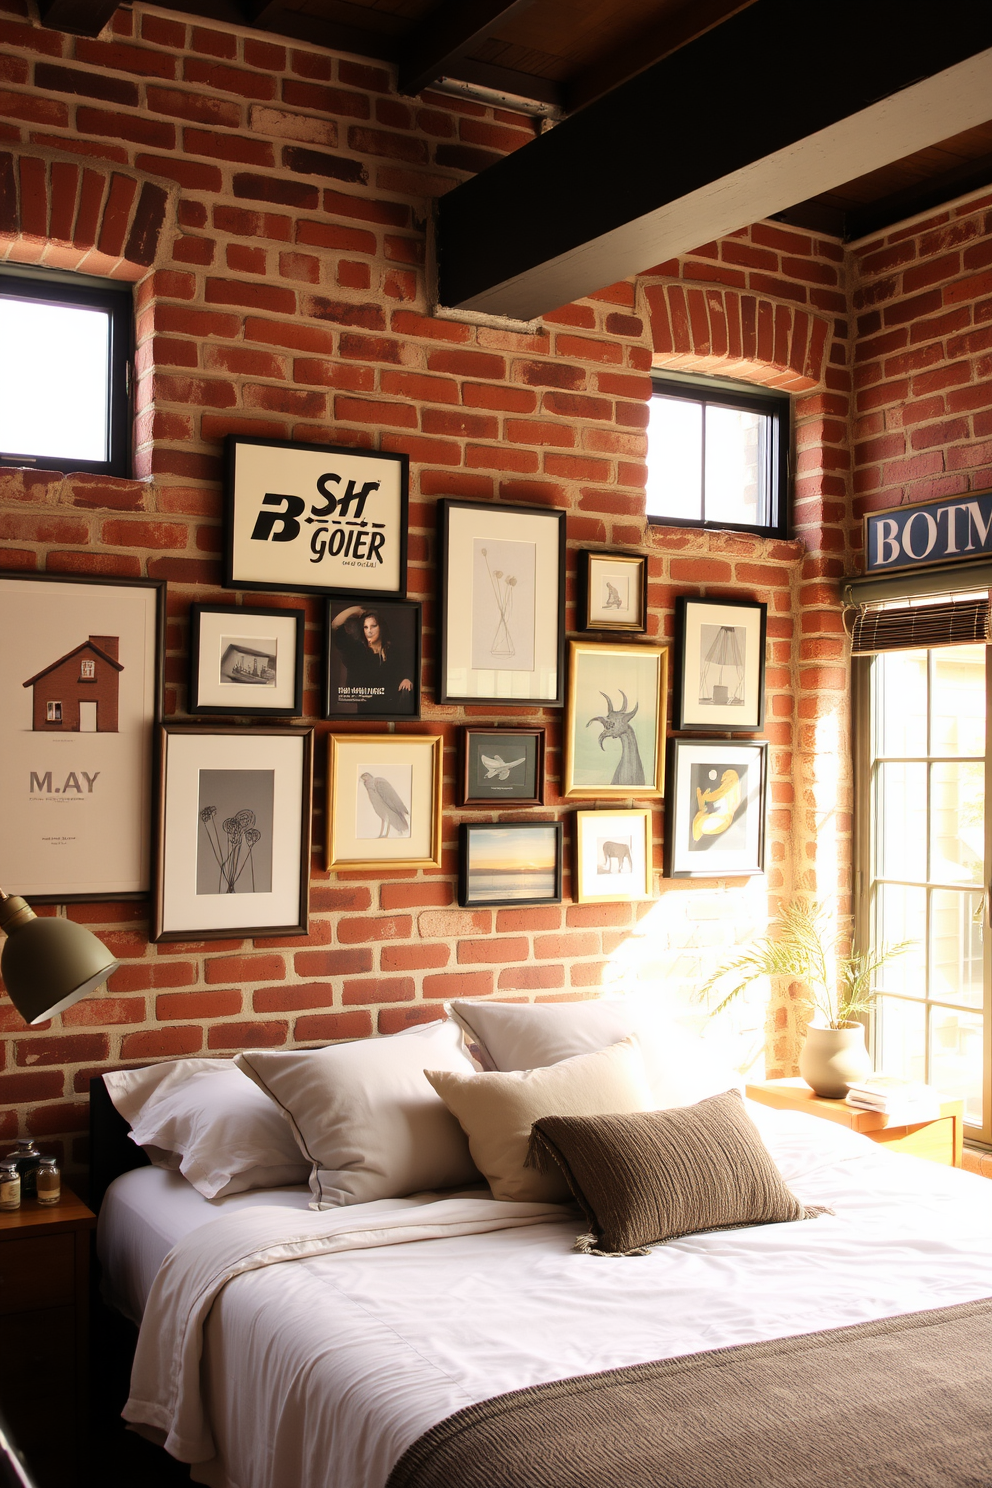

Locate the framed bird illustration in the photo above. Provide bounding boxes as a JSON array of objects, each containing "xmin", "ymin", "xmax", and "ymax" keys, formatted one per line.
[
  {"xmin": 326, "ymin": 734, "xmax": 443, "ymax": 871},
  {"xmin": 459, "ymin": 727, "xmax": 546, "ymax": 807}
]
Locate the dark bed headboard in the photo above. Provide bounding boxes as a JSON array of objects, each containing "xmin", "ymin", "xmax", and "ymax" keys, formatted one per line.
[{"xmin": 89, "ymin": 1075, "xmax": 150, "ymax": 1213}]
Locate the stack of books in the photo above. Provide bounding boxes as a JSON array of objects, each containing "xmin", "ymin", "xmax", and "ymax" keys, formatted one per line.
[{"xmin": 845, "ymin": 1075, "xmax": 941, "ymax": 1125}]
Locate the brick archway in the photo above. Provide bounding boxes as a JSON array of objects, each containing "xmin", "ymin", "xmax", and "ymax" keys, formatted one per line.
[
  {"xmin": 0, "ymin": 149, "xmax": 173, "ymax": 280},
  {"xmin": 642, "ymin": 281, "xmax": 830, "ymax": 392}
]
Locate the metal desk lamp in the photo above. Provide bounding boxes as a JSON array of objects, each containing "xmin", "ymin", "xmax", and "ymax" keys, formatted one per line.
[{"xmin": 0, "ymin": 890, "xmax": 119, "ymax": 1025}]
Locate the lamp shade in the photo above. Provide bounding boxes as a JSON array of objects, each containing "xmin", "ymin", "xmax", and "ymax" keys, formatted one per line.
[{"xmin": 0, "ymin": 893, "xmax": 120, "ymax": 1025}]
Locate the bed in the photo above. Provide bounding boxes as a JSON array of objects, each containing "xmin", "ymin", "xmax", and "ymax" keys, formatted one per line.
[{"xmin": 91, "ymin": 1008, "xmax": 992, "ymax": 1488}]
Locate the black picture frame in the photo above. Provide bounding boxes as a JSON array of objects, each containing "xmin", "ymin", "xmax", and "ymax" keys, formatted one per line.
[
  {"xmin": 0, "ymin": 570, "xmax": 164, "ymax": 901},
  {"xmin": 224, "ymin": 434, "xmax": 409, "ymax": 599},
  {"xmin": 673, "ymin": 596, "xmax": 767, "ymax": 732},
  {"xmin": 459, "ymin": 726, "xmax": 546, "ymax": 806},
  {"xmin": 664, "ymin": 738, "xmax": 768, "ymax": 879},
  {"xmin": 458, "ymin": 821, "xmax": 563, "ymax": 908},
  {"xmin": 578, "ymin": 550, "xmax": 648, "ymax": 633},
  {"xmin": 324, "ymin": 597, "xmax": 422, "ymax": 721},
  {"xmin": 188, "ymin": 603, "xmax": 305, "ymax": 717},
  {"xmin": 437, "ymin": 498, "xmax": 566, "ymax": 707}
]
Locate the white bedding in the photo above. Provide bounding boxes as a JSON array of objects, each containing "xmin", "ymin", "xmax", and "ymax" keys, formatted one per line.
[{"xmin": 103, "ymin": 1105, "xmax": 992, "ymax": 1488}]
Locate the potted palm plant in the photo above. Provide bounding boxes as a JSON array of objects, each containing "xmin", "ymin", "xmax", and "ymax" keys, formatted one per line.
[{"xmin": 699, "ymin": 900, "xmax": 914, "ymax": 1098}]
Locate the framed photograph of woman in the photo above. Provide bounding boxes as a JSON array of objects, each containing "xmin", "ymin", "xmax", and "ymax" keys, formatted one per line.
[
  {"xmin": 324, "ymin": 598, "xmax": 421, "ymax": 721},
  {"xmin": 674, "ymin": 597, "xmax": 766, "ymax": 731},
  {"xmin": 459, "ymin": 727, "xmax": 545, "ymax": 806},
  {"xmin": 188, "ymin": 604, "xmax": 305, "ymax": 716},
  {"xmin": 458, "ymin": 821, "xmax": 563, "ymax": 908},
  {"xmin": 153, "ymin": 725, "xmax": 313, "ymax": 941},
  {"xmin": 579, "ymin": 551, "xmax": 647, "ymax": 633},
  {"xmin": 436, "ymin": 499, "xmax": 566, "ymax": 706},
  {"xmin": 326, "ymin": 733, "xmax": 442, "ymax": 871},
  {"xmin": 664, "ymin": 739, "xmax": 768, "ymax": 878},
  {"xmin": 574, "ymin": 808, "xmax": 654, "ymax": 904},
  {"xmin": 563, "ymin": 641, "xmax": 668, "ymax": 799}
]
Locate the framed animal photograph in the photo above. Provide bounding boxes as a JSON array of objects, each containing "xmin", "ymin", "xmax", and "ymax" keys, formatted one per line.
[
  {"xmin": 153, "ymin": 725, "xmax": 313, "ymax": 941},
  {"xmin": 579, "ymin": 551, "xmax": 647, "ymax": 633},
  {"xmin": 0, "ymin": 571, "xmax": 163, "ymax": 901},
  {"xmin": 224, "ymin": 435, "xmax": 408, "ymax": 599},
  {"xmin": 459, "ymin": 821, "xmax": 563, "ymax": 908},
  {"xmin": 574, "ymin": 808, "xmax": 654, "ymax": 904},
  {"xmin": 674, "ymin": 596, "xmax": 766, "ymax": 731},
  {"xmin": 664, "ymin": 739, "xmax": 768, "ymax": 879},
  {"xmin": 459, "ymin": 727, "xmax": 545, "ymax": 807},
  {"xmin": 563, "ymin": 641, "xmax": 668, "ymax": 799},
  {"xmin": 188, "ymin": 604, "xmax": 305, "ymax": 716},
  {"xmin": 324, "ymin": 598, "xmax": 421, "ymax": 721},
  {"xmin": 326, "ymin": 733, "xmax": 442, "ymax": 871},
  {"xmin": 436, "ymin": 498, "xmax": 566, "ymax": 706}
]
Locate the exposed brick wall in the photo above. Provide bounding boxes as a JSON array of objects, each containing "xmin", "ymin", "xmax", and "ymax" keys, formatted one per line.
[{"xmin": 3, "ymin": 0, "xmax": 984, "ymax": 1185}]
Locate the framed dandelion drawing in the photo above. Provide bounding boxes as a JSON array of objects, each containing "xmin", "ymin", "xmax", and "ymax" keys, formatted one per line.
[
  {"xmin": 327, "ymin": 733, "xmax": 442, "ymax": 871},
  {"xmin": 154, "ymin": 725, "xmax": 313, "ymax": 941},
  {"xmin": 436, "ymin": 499, "xmax": 566, "ymax": 706}
]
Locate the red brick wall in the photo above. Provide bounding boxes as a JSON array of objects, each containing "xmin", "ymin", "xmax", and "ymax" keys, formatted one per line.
[{"xmin": 3, "ymin": 0, "xmax": 966, "ymax": 1182}]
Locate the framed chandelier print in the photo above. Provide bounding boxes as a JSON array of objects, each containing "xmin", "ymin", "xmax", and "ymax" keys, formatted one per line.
[{"xmin": 673, "ymin": 597, "xmax": 766, "ymax": 732}]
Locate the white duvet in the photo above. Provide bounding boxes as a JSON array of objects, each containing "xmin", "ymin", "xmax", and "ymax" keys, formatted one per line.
[{"xmin": 120, "ymin": 1107, "xmax": 992, "ymax": 1488}]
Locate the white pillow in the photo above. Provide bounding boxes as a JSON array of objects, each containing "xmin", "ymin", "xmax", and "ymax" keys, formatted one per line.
[
  {"xmin": 425, "ymin": 1036, "xmax": 654, "ymax": 1203},
  {"xmin": 103, "ymin": 1058, "xmax": 310, "ymax": 1200},
  {"xmin": 447, "ymin": 998, "xmax": 741, "ymax": 1110},
  {"xmin": 236, "ymin": 1018, "xmax": 481, "ymax": 1209}
]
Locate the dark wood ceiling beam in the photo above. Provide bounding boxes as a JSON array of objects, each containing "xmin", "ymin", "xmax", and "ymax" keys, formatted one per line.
[
  {"xmin": 447, "ymin": 58, "xmax": 560, "ymax": 109},
  {"xmin": 397, "ymin": 0, "xmax": 536, "ymax": 99},
  {"xmin": 37, "ymin": 0, "xmax": 122, "ymax": 37},
  {"xmin": 240, "ymin": 0, "xmax": 401, "ymax": 59},
  {"xmin": 436, "ymin": 0, "xmax": 992, "ymax": 319}
]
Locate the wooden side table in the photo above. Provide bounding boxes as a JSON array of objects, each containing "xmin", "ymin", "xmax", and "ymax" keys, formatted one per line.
[
  {"xmin": 746, "ymin": 1078, "xmax": 964, "ymax": 1167},
  {"xmin": 0, "ymin": 1186, "xmax": 95, "ymax": 1488}
]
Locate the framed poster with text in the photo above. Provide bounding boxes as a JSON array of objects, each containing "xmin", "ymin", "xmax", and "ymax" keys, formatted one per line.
[
  {"xmin": 224, "ymin": 435, "xmax": 408, "ymax": 598},
  {"xmin": 0, "ymin": 572, "xmax": 164, "ymax": 900}
]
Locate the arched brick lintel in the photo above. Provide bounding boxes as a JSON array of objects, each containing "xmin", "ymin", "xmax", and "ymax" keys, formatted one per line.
[
  {"xmin": 642, "ymin": 281, "xmax": 830, "ymax": 393},
  {"xmin": 0, "ymin": 149, "xmax": 174, "ymax": 282}
]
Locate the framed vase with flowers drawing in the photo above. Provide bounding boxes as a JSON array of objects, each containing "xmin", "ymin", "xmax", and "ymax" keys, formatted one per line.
[{"xmin": 436, "ymin": 499, "xmax": 566, "ymax": 706}]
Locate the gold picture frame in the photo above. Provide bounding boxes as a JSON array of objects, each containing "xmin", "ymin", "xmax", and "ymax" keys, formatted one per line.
[
  {"xmin": 579, "ymin": 550, "xmax": 648, "ymax": 633},
  {"xmin": 574, "ymin": 808, "xmax": 654, "ymax": 904},
  {"xmin": 563, "ymin": 641, "xmax": 668, "ymax": 799},
  {"xmin": 326, "ymin": 733, "xmax": 443, "ymax": 871}
]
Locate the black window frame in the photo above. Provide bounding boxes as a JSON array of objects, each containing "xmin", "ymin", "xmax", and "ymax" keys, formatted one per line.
[
  {"xmin": 647, "ymin": 373, "xmax": 790, "ymax": 540},
  {"xmin": 0, "ymin": 266, "xmax": 132, "ymax": 479}
]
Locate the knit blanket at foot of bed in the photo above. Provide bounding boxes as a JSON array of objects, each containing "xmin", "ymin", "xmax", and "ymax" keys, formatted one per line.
[{"xmin": 386, "ymin": 1296, "xmax": 992, "ymax": 1488}]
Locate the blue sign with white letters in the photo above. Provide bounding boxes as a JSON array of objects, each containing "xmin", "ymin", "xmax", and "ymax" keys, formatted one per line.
[{"xmin": 865, "ymin": 490, "xmax": 992, "ymax": 573}]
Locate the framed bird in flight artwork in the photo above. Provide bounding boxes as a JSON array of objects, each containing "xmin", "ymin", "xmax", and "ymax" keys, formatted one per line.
[
  {"xmin": 326, "ymin": 733, "xmax": 443, "ymax": 871},
  {"xmin": 459, "ymin": 727, "xmax": 545, "ymax": 807}
]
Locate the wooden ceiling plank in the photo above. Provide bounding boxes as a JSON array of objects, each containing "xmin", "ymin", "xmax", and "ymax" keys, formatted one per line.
[
  {"xmin": 435, "ymin": 0, "xmax": 992, "ymax": 318},
  {"xmin": 241, "ymin": 0, "xmax": 402, "ymax": 57},
  {"xmin": 846, "ymin": 150, "xmax": 992, "ymax": 241},
  {"xmin": 451, "ymin": 57, "xmax": 561, "ymax": 107},
  {"xmin": 38, "ymin": 0, "xmax": 122, "ymax": 37},
  {"xmin": 397, "ymin": 0, "xmax": 537, "ymax": 97}
]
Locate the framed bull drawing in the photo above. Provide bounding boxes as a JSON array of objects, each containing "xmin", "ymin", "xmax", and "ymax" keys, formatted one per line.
[
  {"xmin": 574, "ymin": 809, "xmax": 654, "ymax": 904},
  {"xmin": 563, "ymin": 641, "xmax": 668, "ymax": 799}
]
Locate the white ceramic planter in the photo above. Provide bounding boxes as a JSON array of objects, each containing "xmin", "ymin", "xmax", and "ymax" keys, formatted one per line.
[{"xmin": 798, "ymin": 1022, "xmax": 871, "ymax": 1099}]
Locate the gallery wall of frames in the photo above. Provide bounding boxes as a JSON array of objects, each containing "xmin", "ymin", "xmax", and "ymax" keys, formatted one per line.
[{"xmin": 0, "ymin": 434, "xmax": 771, "ymax": 943}]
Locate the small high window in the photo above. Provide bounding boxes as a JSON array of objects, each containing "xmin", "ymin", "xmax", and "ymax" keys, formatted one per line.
[
  {"xmin": 646, "ymin": 375, "xmax": 789, "ymax": 538},
  {"xmin": 0, "ymin": 267, "xmax": 131, "ymax": 478},
  {"xmin": 80, "ymin": 660, "xmax": 96, "ymax": 680},
  {"xmin": 46, "ymin": 702, "xmax": 62, "ymax": 723}
]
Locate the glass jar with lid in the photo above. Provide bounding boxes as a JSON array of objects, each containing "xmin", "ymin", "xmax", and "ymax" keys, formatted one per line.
[
  {"xmin": 36, "ymin": 1155, "xmax": 60, "ymax": 1206},
  {"xmin": 13, "ymin": 1137, "xmax": 40, "ymax": 1199},
  {"xmin": 0, "ymin": 1161, "xmax": 20, "ymax": 1211}
]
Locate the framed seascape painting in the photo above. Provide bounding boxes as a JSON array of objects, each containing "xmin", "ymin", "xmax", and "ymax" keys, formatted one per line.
[
  {"xmin": 188, "ymin": 604, "xmax": 305, "ymax": 716},
  {"xmin": 154, "ymin": 726, "xmax": 314, "ymax": 941},
  {"xmin": 674, "ymin": 597, "xmax": 766, "ymax": 731},
  {"xmin": 459, "ymin": 727, "xmax": 545, "ymax": 807},
  {"xmin": 563, "ymin": 641, "xmax": 668, "ymax": 799},
  {"xmin": 436, "ymin": 499, "xmax": 566, "ymax": 706},
  {"xmin": 0, "ymin": 572, "xmax": 163, "ymax": 900},
  {"xmin": 327, "ymin": 733, "xmax": 442, "ymax": 872},
  {"xmin": 459, "ymin": 821, "xmax": 563, "ymax": 909},
  {"xmin": 574, "ymin": 808, "xmax": 654, "ymax": 904},
  {"xmin": 224, "ymin": 435, "xmax": 408, "ymax": 599},
  {"xmin": 664, "ymin": 739, "xmax": 768, "ymax": 879},
  {"xmin": 579, "ymin": 550, "xmax": 647, "ymax": 633},
  {"xmin": 324, "ymin": 598, "xmax": 421, "ymax": 721}
]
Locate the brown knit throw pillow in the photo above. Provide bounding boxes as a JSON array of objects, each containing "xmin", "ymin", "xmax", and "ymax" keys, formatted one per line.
[{"xmin": 527, "ymin": 1088, "xmax": 831, "ymax": 1256}]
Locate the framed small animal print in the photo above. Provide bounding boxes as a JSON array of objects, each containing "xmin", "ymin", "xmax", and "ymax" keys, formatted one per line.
[{"xmin": 574, "ymin": 809, "xmax": 654, "ymax": 904}]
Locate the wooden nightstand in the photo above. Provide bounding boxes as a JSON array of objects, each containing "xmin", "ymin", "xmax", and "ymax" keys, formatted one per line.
[
  {"xmin": 746, "ymin": 1078, "xmax": 964, "ymax": 1167},
  {"xmin": 0, "ymin": 1186, "xmax": 96, "ymax": 1488}
]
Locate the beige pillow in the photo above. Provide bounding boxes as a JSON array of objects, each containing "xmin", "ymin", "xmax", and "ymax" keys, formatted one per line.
[
  {"xmin": 425, "ymin": 1036, "xmax": 653, "ymax": 1203},
  {"xmin": 237, "ymin": 1018, "xmax": 480, "ymax": 1208}
]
